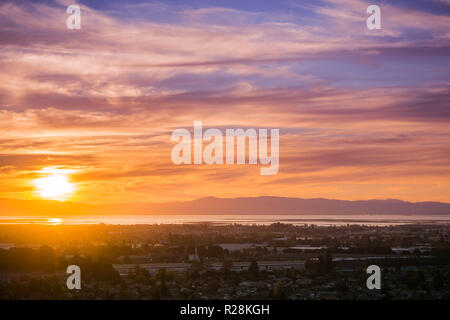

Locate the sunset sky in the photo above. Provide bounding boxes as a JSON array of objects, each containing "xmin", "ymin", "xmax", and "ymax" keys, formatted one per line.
[{"xmin": 0, "ymin": 0, "xmax": 449, "ymax": 205}]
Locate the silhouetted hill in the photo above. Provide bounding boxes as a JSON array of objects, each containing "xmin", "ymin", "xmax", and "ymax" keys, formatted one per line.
[{"xmin": 1, "ymin": 196, "xmax": 449, "ymax": 215}]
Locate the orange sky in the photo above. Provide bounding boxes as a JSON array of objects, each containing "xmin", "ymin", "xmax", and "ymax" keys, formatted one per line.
[{"xmin": 0, "ymin": 0, "xmax": 449, "ymax": 205}]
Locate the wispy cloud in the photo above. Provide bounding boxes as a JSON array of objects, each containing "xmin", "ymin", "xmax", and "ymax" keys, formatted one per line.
[{"xmin": 0, "ymin": 0, "xmax": 449, "ymax": 203}]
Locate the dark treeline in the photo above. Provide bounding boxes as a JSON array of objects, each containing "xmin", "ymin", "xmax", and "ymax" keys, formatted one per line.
[
  {"xmin": 0, "ymin": 247, "xmax": 120, "ymax": 282},
  {"xmin": 0, "ymin": 247, "xmax": 58, "ymax": 272}
]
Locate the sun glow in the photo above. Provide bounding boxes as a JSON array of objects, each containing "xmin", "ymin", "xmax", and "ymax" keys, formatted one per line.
[
  {"xmin": 33, "ymin": 167, "xmax": 76, "ymax": 201},
  {"xmin": 47, "ymin": 218, "xmax": 62, "ymax": 225}
]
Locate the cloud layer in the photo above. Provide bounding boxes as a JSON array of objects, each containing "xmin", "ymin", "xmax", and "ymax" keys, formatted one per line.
[{"xmin": 0, "ymin": 0, "xmax": 449, "ymax": 204}]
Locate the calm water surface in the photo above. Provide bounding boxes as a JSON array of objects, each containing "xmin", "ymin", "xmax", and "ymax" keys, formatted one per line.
[{"xmin": 0, "ymin": 214, "xmax": 449, "ymax": 226}]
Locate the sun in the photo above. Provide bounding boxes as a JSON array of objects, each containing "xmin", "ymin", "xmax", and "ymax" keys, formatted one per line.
[{"xmin": 33, "ymin": 167, "xmax": 76, "ymax": 201}]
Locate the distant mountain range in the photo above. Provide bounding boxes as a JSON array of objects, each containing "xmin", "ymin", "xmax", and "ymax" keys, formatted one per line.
[{"xmin": 1, "ymin": 196, "xmax": 450, "ymax": 215}]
